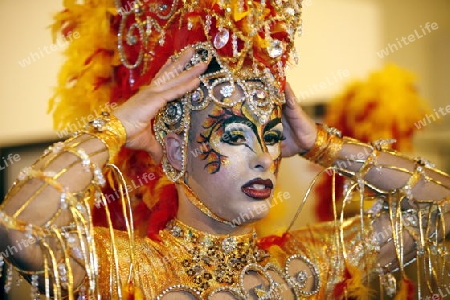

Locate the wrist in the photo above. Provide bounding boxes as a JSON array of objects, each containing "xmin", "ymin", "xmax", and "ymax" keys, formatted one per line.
[
  {"xmin": 82, "ymin": 112, "xmax": 127, "ymax": 163},
  {"xmin": 300, "ymin": 124, "xmax": 344, "ymax": 168}
]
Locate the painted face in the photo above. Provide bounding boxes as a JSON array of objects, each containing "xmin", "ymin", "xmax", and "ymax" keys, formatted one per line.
[{"xmin": 184, "ymin": 82, "xmax": 284, "ymax": 225}]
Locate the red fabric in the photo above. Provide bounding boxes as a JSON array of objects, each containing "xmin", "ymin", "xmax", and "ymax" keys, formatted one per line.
[
  {"xmin": 257, "ymin": 232, "xmax": 291, "ymax": 250},
  {"xmin": 402, "ymin": 278, "xmax": 415, "ymax": 300}
]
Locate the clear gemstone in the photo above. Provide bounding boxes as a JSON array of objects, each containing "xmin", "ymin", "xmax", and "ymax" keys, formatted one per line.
[
  {"xmin": 222, "ymin": 237, "xmax": 237, "ymax": 253},
  {"xmin": 285, "ymin": 7, "xmax": 295, "ymax": 15},
  {"xmin": 92, "ymin": 118, "xmax": 105, "ymax": 130},
  {"xmin": 213, "ymin": 28, "xmax": 230, "ymax": 49},
  {"xmin": 171, "ymin": 226, "xmax": 182, "ymax": 237},
  {"xmin": 268, "ymin": 40, "xmax": 284, "ymax": 58},
  {"xmin": 297, "ymin": 270, "xmax": 308, "ymax": 284},
  {"xmin": 220, "ymin": 85, "xmax": 234, "ymax": 97},
  {"xmin": 193, "ymin": 265, "xmax": 203, "ymax": 274},
  {"xmin": 384, "ymin": 273, "xmax": 397, "ymax": 297},
  {"xmin": 160, "ymin": 4, "xmax": 168, "ymax": 11},
  {"xmin": 127, "ymin": 35, "xmax": 137, "ymax": 45},
  {"xmin": 255, "ymin": 89, "xmax": 266, "ymax": 100},
  {"xmin": 202, "ymin": 236, "xmax": 213, "ymax": 247}
]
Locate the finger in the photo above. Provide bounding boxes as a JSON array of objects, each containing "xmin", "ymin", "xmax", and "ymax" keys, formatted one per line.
[
  {"xmin": 156, "ymin": 75, "xmax": 203, "ymax": 106},
  {"xmin": 157, "ymin": 61, "xmax": 207, "ymax": 92},
  {"xmin": 156, "ymin": 47, "xmax": 195, "ymax": 79},
  {"xmin": 135, "ymin": 61, "xmax": 206, "ymax": 106},
  {"xmin": 284, "ymin": 82, "xmax": 299, "ymax": 109}
]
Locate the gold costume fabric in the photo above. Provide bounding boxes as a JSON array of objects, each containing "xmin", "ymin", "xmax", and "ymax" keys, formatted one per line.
[{"xmin": 94, "ymin": 217, "xmax": 377, "ymax": 299}]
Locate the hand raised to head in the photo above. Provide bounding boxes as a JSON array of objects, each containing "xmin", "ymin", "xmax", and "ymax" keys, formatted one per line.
[
  {"xmin": 281, "ymin": 82, "xmax": 317, "ymax": 157},
  {"xmin": 113, "ymin": 47, "xmax": 208, "ymax": 162}
]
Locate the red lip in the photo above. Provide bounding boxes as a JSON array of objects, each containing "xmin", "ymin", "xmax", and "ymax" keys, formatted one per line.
[{"xmin": 241, "ymin": 178, "xmax": 274, "ymax": 200}]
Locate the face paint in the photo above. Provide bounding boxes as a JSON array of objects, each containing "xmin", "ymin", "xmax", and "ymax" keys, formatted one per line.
[
  {"xmin": 196, "ymin": 103, "xmax": 283, "ymax": 174},
  {"xmin": 182, "ymin": 81, "xmax": 285, "ymax": 226}
]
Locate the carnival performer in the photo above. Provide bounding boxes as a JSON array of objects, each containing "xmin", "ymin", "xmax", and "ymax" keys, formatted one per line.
[{"xmin": 1, "ymin": 0, "xmax": 450, "ymax": 299}]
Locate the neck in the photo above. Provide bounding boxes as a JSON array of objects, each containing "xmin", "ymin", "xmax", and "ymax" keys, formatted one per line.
[{"xmin": 175, "ymin": 184, "xmax": 254, "ymax": 236}]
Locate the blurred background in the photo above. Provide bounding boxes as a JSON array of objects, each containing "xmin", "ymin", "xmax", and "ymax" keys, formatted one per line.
[{"xmin": 0, "ymin": 0, "xmax": 449, "ymax": 298}]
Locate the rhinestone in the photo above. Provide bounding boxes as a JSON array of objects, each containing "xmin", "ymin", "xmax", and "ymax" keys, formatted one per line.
[
  {"xmin": 18, "ymin": 167, "xmax": 31, "ymax": 180},
  {"xmin": 127, "ymin": 35, "xmax": 138, "ymax": 45},
  {"xmin": 167, "ymin": 106, "xmax": 176, "ymax": 116},
  {"xmin": 133, "ymin": 4, "xmax": 142, "ymax": 15},
  {"xmin": 222, "ymin": 237, "xmax": 237, "ymax": 253},
  {"xmin": 213, "ymin": 28, "xmax": 230, "ymax": 49},
  {"xmin": 255, "ymin": 89, "xmax": 266, "ymax": 100},
  {"xmin": 220, "ymin": 85, "xmax": 234, "ymax": 97},
  {"xmin": 259, "ymin": 115, "xmax": 268, "ymax": 124},
  {"xmin": 171, "ymin": 226, "xmax": 182, "ymax": 237},
  {"xmin": 285, "ymin": 7, "xmax": 295, "ymax": 15},
  {"xmin": 193, "ymin": 265, "xmax": 203, "ymax": 274},
  {"xmin": 297, "ymin": 270, "xmax": 308, "ymax": 284},
  {"xmin": 52, "ymin": 142, "xmax": 64, "ymax": 153},
  {"xmin": 91, "ymin": 119, "xmax": 106, "ymax": 131},
  {"xmin": 201, "ymin": 236, "xmax": 213, "ymax": 247},
  {"xmin": 268, "ymin": 39, "xmax": 284, "ymax": 58},
  {"xmin": 191, "ymin": 90, "xmax": 202, "ymax": 103},
  {"xmin": 298, "ymin": 24, "xmax": 303, "ymax": 36},
  {"xmin": 159, "ymin": 4, "xmax": 168, "ymax": 11}
]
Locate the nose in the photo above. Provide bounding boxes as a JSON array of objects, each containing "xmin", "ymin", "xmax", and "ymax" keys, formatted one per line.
[{"xmin": 249, "ymin": 151, "xmax": 273, "ymax": 172}]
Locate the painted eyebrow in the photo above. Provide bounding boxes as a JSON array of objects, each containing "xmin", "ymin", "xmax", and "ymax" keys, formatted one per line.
[
  {"xmin": 221, "ymin": 115, "xmax": 262, "ymax": 150},
  {"xmin": 264, "ymin": 118, "xmax": 282, "ymax": 132},
  {"xmin": 222, "ymin": 115, "xmax": 257, "ymax": 134}
]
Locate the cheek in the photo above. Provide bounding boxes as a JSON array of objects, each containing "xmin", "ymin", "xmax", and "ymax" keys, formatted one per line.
[{"xmin": 267, "ymin": 144, "xmax": 281, "ymax": 160}]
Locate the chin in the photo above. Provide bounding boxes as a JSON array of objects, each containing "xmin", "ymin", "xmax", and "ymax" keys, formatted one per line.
[{"xmin": 228, "ymin": 201, "xmax": 271, "ymax": 227}]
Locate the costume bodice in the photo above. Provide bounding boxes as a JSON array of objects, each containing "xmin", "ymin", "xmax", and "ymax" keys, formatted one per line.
[{"xmin": 94, "ymin": 218, "xmax": 377, "ymax": 299}]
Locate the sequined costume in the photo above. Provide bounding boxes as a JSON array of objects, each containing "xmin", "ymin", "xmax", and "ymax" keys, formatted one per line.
[{"xmin": 94, "ymin": 217, "xmax": 376, "ymax": 299}]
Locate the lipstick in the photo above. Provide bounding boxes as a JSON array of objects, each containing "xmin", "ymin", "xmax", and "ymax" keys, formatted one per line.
[{"xmin": 241, "ymin": 178, "xmax": 273, "ymax": 200}]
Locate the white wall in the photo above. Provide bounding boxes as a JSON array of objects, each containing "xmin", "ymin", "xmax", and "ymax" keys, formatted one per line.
[
  {"xmin": 287, "ymin": 0, "xmax": 382, "ymax": 103},
  {"xmin": 0, "ymin": 0, "xmax": 63, "ymax": 147}
]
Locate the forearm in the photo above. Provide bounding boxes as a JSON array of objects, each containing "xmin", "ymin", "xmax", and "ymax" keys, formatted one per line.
[
  {"xmin": 304, "ymin": 125, "xmax": 450, "ymax": 203},
  {"xmin": 0, "ymin": 113, "xmax": 125, "ymax": 298},
  {"xmin": 0, "ymin": 134, "xmax": 108, "ymax": 293},
  {"xmin": 335, "ymin": 140, "xmax": 450, "ymax": 202}
]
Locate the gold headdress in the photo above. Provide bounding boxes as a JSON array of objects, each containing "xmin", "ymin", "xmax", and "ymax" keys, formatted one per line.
[
  {"xmin": 116, "ymin": 0, "xmax": 303, "ymax": 86},
  {"xmin": 114, "ymin": 0, "xmax": 303, "ymax": 181}
]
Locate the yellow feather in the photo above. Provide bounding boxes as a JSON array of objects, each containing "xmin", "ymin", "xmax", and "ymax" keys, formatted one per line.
[
  {"xmin": 343, "ymin": 262, "xmax": 373, "ymax": 300},
  {"xmin": 49, "ymin": 0, "xmax": 117, "ymax": 132}
]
